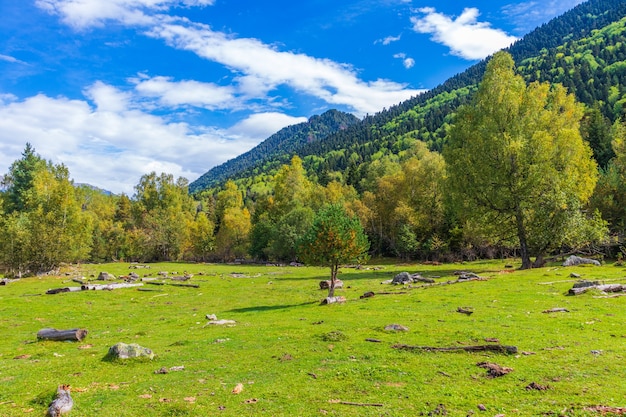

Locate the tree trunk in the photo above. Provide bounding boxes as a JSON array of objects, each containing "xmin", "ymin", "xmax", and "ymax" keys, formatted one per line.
[
  {"xmin": 515, "ymin": 206, "xmax": 532, "ymax": 270},
  {"xmin": 532, "ymin": 254, "xmax": 546, "ymax": 268},
  {"xmin": 328, "ymin": 264, "xmax": 338, "ymax": 298},
  {"xmin": 37, "ymin": 328, "xmax": 88, "ymax": 341}
]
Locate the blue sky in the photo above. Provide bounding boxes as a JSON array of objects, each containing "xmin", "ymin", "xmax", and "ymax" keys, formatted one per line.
[{"xmin": 0, "ymin": 0, "xmax": 584, "ymax": 194}]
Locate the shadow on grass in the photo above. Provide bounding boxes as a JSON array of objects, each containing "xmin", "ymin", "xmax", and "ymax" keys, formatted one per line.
[{"xmin": 226, "ymin": 300, "xmax": 319, "ymax": 313}]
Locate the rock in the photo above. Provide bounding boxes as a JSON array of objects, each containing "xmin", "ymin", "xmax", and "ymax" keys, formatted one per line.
[
  {"xmin": 569, "ymin": 272, "xmax": 581, "ymax": 278},
  {"xmin": 385, "ymin": 324, "xmax": 409, "ymax": 332},
  {"xmin": 572, "ymin": 280, "xmax": 600, "ymax": 289},
  {"xmin": 319, "ymin": 280, "xmax": 343, "ymax": 290},
  {"xmin": 206, "ymin": 314, "xmax": 218, "ymax": 321},
  {"xmin": 107, "ymin": 342, "xmax": 154, "ymax": 360},
  {"xmin": 562, "ymin": 255, "xmax": 601, "ymax": 267},
  {"xmin": 392, "ymin": 272, "xmax": 412, "ymax": 285},
  {"xmin": 97, "ymin": 272, "xmax": 115, "ymax": 281},
  {"xmin": 205, "ymin": 319, "xmax": 236, "ymax": 326}
]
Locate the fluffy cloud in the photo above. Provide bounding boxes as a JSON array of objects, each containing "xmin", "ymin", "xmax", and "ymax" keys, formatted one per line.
[
  {"xmin": 35, "ymin": 0, "xmax": 214, "ymax": 28},
  {"xmin": 0, "ymin": 85, "xmax": 293, "ymax": 194},
  {"xmin": 148, "ymin": 21, "xmax": 423, "ymax": 115},
  {"xmin": 227, "ymin": 113, "xmax": 308, "ymax": 141},
  {"xmin": 131, "ymin": 75, "xmax": 238, "ymax": 110},
  {"xmin": 393, "ymin": 53, "xmax": 415, "ymax": 69},
  {"xmin": 411, "ymin": 7, "xmax": 518, "ymax": 60}
]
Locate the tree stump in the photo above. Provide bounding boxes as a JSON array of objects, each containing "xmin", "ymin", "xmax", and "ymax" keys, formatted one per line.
[{"xmin": 37, "ymin": 328, "xmax": 88, "ymax": 342}]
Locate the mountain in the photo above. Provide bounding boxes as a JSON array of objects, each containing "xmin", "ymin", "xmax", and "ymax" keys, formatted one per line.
[
  {"xmin": 192, "ymin": 0, "xmax": 626, "ymax": 195},
  {"xmin": 189, "ymin": 109, "xmax": 360, "ymax": 193}
]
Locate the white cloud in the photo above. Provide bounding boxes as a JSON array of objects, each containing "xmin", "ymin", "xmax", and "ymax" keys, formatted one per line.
[
  {"xmin": 0, "ymin": 86, "xmax": 293, "ymax": 194},
  {"xmin": 227, "ymin": 113, "xmax": 308, "ymax": 141},
  {"xmin": 34, "ymin": 0, "xmax": 214, "ymax": 28},
  {"xmin": 411, "ymin": 7, "xmax": 518, "ymax": 60},
  {"xmin": 376, "ymin": 34, "xmax": 401, "ymax": 45},
  {"xmin": 393, "ymin": 53, "xmax": 415, "ymax": 69},
  {"xmin": 148, "ymin": 20, "xmax": 424, "ymax": 115},
  {"xmin": 131, "ymin": 75, "xmax": 238, "ymax": 109},
  {"xmin": 35, "ymin": 0, "xmax": 423, "ymax": 115},
  {"xmin": 0, "ymin": 54, "xmax": 27, "ymax": 64}
]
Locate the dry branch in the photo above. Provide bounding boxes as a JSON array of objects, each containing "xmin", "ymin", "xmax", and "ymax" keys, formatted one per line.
[
  {"xmin": 393, "ymin": 344, "xmax": 518, "ymax": 355},
  {"xmin": 329, "ymin": 400, "xmax": 383, "ymax": 407}
]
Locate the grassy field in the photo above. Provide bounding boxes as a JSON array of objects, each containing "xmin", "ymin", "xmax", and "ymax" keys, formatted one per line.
[{"xmin": 0, "ymin": 259, "xmax": 625, "ymax": 416}]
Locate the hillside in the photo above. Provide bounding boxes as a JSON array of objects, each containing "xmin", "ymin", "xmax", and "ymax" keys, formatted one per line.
[
  {"xmin": 189, "ymin": 109, "xmax": 359, "ymax": 193},
  {"xmin": 191, "ymin": 0, "xmax": 626, "ymax": 195}
]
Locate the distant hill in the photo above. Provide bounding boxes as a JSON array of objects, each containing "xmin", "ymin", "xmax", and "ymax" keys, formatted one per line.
[
  {"xmin": 189, "ymin": 109, "xmax": 359, "ymax": 193},
  {"xmin": 192, "ymin": 0, "xmax": 626, "ymax": 194}
]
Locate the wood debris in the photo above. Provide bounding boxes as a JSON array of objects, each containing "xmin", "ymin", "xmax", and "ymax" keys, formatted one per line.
[
  {"xmin": 476, "ymin": 362, "xmax": 513, "ymax": 378},
  {"xmin": 393, "ymin": 344, "xmax": 518, "ymax": 355}
]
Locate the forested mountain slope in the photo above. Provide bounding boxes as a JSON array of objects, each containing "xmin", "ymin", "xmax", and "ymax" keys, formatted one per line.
[
  {"xmin": 189, "ymin": 110, "xmax": 359, "ymax": 193},
  {"xmin": 192, "ymin": 0, "xmax": 626, "ymax": 195}
]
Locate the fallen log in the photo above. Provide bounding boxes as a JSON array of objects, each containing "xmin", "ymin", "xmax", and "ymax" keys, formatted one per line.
[
  {"xmin": 46, "ymin": 287, "xmax": 82, "ymax": 295},
  {"xmin": 81, "ymin": 283, "xmax": 143, "ymax": 291},
  {"xmin": 321, "ymin": 296, "xmax": 346, "ymax": 305},
  {"xmin": 568, "ymin": 284, "xmax": 626, "ymax": 296},
  {"xmin": 37, "ymin": 328, "xmax": 88, "ymax": 342},
  {"xmin": 392, "ymin": 344, "xmax": 518, "ymax": 355}
]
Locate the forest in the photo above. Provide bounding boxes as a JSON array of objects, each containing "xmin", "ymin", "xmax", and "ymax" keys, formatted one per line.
[{"xmin": 2, "ymin": 48, "xmax": 625, "ymax": 277}]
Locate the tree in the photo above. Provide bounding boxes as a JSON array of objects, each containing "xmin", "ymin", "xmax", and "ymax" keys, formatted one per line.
[
  {"xmin": 445, "ymin": 51, "xmax": 601, "ymax": 269},
  {"xmin": 298, "ymin": 204, "xmax": 369, "ymax": 298}
]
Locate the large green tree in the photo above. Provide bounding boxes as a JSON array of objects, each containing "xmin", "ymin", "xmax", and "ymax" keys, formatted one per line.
[
  {"xmin": 445, "ymin": 51, "xmax": 601, "ymax": 269},
  {"xmin": 298, "ymin": 204, "xmax": 369, "ymax": 298}
]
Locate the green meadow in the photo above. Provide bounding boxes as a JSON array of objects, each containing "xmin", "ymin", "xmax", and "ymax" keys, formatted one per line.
[{"xmin": 0, "ymin": 260, "xmax": 625, "ymax": 416}]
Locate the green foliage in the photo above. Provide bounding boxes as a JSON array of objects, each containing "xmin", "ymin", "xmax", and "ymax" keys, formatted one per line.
[
  {"xmin": 298, "ymin": 204, "xmax": 369, "ymax": 296},
  {"xmin": 445, "ymin": 52, "xmax": 603, "ymax": 269}
]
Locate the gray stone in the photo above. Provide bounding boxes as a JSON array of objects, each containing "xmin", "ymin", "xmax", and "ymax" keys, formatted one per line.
[
  {"xmin": 392, "ymin": 272, "xmax": 412, "ymax": 285},
  {"xmin": 562, "ymin": 255, "xmax": 601, "ymax": 267},
  {"xmin": 385, "ymin": 324, "xmax": 409, "ymax": 332},
  {"xmin": 97, "ymin": 272, "xmax": 115, "ymax": 281},
  {"xmin": 107, "ymin": 342, "xmax": 154, "ymax": 360}
]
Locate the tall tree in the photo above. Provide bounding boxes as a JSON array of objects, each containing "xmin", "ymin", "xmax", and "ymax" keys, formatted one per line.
[
  {"xmin": 298, "ymin": 204, "xmax": 369, "ymax": 298},
  {"xmin": 445, "ymin": 51, "xmax": 601, "ymax": 269}
]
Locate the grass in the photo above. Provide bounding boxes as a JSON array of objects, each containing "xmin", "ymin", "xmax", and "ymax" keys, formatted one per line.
[{"xmin": 0, "ymin": 259, "xmax": 625, "ymax": 416}]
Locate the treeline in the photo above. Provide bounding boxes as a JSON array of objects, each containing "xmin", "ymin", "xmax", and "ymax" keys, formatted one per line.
[{"xmin": 0, "ymin": 53, "xmax": 626, "ymax": 275}]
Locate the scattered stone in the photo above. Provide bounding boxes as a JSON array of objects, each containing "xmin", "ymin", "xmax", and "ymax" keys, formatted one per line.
[
  {"xmin": 457, "ymin": 307, "xmax": 474, "ymax": 315},
  {"xmin": 428, "ymin": 403, "xmax": 447, "ymax": 416},
  {"xmin": 206, "ymin": 314, "xmax": 218, "ymax": 321},
  {"xmin": 525, "ymin": 382, "xmax": 549, "ymax": 391},
  {"xmin": 562, "ymin": 255, "xmax": 601, "ymax": 267},
  {"xmin": 232, "ymin": 383, "xmax": 244, "ymax": 394},
  {"xmin": 570, "ymin": 272, "xmax": 581, "ymax": 278},
  {"xmin": 360, "ymin": 291, "xmax": 375, "ymax": 299},
  {"xmin": 477, "ymin": 404, "xmax": 487, "ymax": 411},
  {"xmin": 591, "ymin": 350, "xmax": 603, "ymax": 356},
  {"xmin": 97, "ymin": 272, "xmax": 115, "ymax": 281},
  {"xmin": 384, "ymin": 324, "xmax": 409, "ymax": 332},
  {"xmin": 319, "ymin": 280, "xmax": 343, "ymax": 290},
  {"xmin": 106, "ymin": 342, "xmax": 154, "ymax": 360},
  {"xmin": 392, "ymin": 272, "xmax": 412, "ymax": 285}
]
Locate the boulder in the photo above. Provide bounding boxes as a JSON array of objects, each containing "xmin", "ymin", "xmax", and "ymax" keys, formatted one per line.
[
  {"xmin": 562, "ymin": 255, "xmax": 601, "ymax": 267},
  {"xmin": 392, "ymin": 272, "xmax": 412, "ymax": 285},
  {"xmin": 107, "ymin": 342, "xmax": 154, "ymax": 360},
  {"xmin": 97, "ymin": 272, "xmax": 115, "ymax": 281}
]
